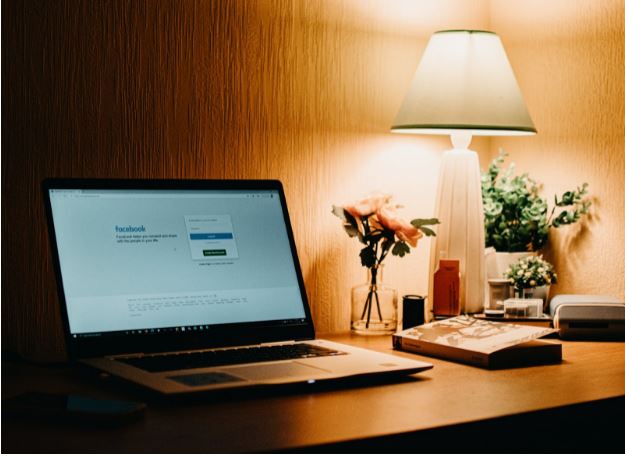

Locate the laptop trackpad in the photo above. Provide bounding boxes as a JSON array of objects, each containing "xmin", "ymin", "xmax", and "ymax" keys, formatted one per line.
[
  {"xmin": 226, "ymin": 362, "xmax": 328, "ymax": 381},
  {"xmin": 168, "ymin": 372, "xmax": 244, "ymax": 387}
]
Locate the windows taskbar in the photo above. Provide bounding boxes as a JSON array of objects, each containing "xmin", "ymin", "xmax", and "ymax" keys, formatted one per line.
[{"xmin": 71, "ymin": 318, "xmax": 308, "ymax": 338}]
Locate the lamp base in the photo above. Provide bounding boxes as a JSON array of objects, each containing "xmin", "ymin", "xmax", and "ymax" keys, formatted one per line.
[{"xmin": 428, "ymin": 143, "xmax": 485, "ymax": 315}]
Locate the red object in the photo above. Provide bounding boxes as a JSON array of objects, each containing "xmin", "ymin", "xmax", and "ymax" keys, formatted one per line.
[{"xmin": 433, "ymin": 260, "xmax": 460, "ymax": 316}]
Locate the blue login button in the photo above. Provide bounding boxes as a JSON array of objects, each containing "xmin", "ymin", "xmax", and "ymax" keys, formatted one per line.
[{"xmin": 189, "ymin": 233, "xmax": 234, "ymax": 240}]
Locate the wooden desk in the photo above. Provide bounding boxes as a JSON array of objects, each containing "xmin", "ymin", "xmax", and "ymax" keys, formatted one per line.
[{"xmin": 3, "ymin": 334, "xmax": 625, "ymax": 453}]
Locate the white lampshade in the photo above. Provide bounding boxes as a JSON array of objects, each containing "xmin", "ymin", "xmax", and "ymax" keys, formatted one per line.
[{"xmin": 392, "ymin": 30, "xmax": 536, "ymax": 136}]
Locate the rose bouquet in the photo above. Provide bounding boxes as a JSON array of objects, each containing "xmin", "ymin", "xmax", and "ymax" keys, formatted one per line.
[
  {"xmin": 332, "ymin": 194, "xmax": 439, "ymax": 330},
  {"xmin": 505, "ymin": 255, "xmax": 557, "ymax": 294}
]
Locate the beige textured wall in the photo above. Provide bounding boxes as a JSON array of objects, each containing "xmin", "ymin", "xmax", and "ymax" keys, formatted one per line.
[
  {"xmin": 490, "ymin": 0, "xmax": 625, "ymax": 300},
  {"xmin": 9, "ymin": 0, "xmax": 622, "ymax": 361},
  {"xmin": 2, "ymin": 0, "xmax": 489, "ymax": 360}
]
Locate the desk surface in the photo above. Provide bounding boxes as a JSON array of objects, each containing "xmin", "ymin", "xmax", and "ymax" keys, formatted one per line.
[{"xmin": 3, "ymin": 333, "xmax": 625, "ymax": 453}]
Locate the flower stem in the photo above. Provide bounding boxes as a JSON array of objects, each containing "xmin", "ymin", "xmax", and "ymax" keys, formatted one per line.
[
  {"xmin": 547, "ymin": 205, "xmax": 557, "ymax": 227},
  {"xmin": 366, "ymin": 289, "xmax": 373, "ymax": 328},
  {"xmin": 363, "ymin": 266, "xmax": 383, "ymax": 327},
  {"xmin": 360, "ymin": 290, "xmax": 372, "ymax": 321},
  {"xmin": 374, "ymin": 289, "xmax": 382, "ymax": 321}
]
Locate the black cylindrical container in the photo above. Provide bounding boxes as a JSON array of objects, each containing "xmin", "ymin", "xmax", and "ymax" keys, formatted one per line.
[{"xmin": 402, "ymin": 295, "xmax": 425, "ymax": 329}]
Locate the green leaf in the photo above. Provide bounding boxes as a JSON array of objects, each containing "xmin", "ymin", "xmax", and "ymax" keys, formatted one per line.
[
  {"xmin": 391, "ymin": 241, "xmax": 410, "ymax": 258},
  {"xmin": 331, "ymin": 205, "xmax": 347, "ymax": 221},
  {"xmin": 359, "ymin": 246, "xmax": 377, "ymax": 268},
  {"xmin": 363, "ymin": 233, "xmax": 383, "ymax": 244},
  {"xmin": 410, "ymin": 218, "xmax": 440, "ymax": 228},
  {"xmin": 381, "ymin": 236, "xmax": 394, "ymax": 254},
  {"xmin": 579, "ymin": 182, "xmax": 589, "ymax": 195},
  {"xmin": 557, "ymin": 191, "xmax": 575, "ymax": 206},
  {"xmin": 419, "ymin": 226, "xmax": 437, "ymax": 237},
  {"xmin": 343, "ymin": 224, "xmax": 359, "ymax": 238},
  {"xmin": 332, "ymin": 205, "xmax": 358, "ymax": 229},
  {"xmin": 333, "ymin": 205, "xmax": 365, "ymax": 243},
  {"xmin": 345, "ymin": 210, "xmax": 359, "ymax": 230}
]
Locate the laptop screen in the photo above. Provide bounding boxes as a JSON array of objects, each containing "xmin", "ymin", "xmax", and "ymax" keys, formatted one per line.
[{"xmin": 44, "ymin": 180, "xmax": 313, "ymax": 357}]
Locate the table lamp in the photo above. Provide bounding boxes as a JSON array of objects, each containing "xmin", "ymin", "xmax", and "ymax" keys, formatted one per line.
[{"xmin": 391, "ymin": 30, "xmax": 536, "ymax": 314}]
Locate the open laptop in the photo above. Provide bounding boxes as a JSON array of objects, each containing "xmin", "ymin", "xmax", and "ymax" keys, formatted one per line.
[{"xmin": 42, "ymin": 179, "xmax": 432, "ymax": 394}]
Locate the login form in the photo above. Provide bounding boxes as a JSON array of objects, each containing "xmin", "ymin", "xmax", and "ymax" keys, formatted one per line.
[{"xmin": 185, "ymin": 215, "xmax": 239, "ymax": 260}]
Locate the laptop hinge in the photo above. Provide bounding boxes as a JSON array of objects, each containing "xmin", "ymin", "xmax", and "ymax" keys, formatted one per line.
[
  {"xmin": 260, "ymin": 340, "xmax": 297, "ymax": 346},
  {"xmin": 108, "ymin": 353, "xmax": 145, "ymax": 359}
]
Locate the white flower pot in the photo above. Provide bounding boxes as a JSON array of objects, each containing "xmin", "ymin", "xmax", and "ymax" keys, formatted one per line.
[
  {"xmin": 484, "ymin": 249, "xmax": 537, "ymax": 309},
  {"xmin": 518, "ymin": 284, "xmax": 551, "ymax": 312}
]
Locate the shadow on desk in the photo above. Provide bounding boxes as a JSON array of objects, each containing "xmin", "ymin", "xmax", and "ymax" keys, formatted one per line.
[{"xmin": 302, "ymin": 395, "xmax": 625, "ymax": 453}]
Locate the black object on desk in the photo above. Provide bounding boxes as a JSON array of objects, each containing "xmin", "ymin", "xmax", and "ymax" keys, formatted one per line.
[
  {"xmin": 2, "ymin": 392, "xmax": 146, "ymax": 425},
  {"xmin": 402, "ymin": 295, "xmax": 425, "ymax": 329}
]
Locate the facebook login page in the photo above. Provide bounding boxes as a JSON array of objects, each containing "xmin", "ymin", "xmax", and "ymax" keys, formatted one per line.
[{"xmin": 49, "ymin": 189, "xmax": 306, "ymax": 335}]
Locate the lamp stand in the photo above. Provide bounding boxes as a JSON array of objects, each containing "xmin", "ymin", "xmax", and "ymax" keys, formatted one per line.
[{"xmin": 428, "ymin": 132, "xmax": 485, "ymax": 316}]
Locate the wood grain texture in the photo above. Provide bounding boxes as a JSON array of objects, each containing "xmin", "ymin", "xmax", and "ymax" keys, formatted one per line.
[{"xmin": 2, "ymin": 0, "xmax": 493, "ymax": 360}]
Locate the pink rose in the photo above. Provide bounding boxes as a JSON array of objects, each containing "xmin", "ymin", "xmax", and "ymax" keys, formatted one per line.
[
  {"xmin": 345, "ymin": 193, "xmax": 392, "ymax": 218},
  {"xmin": 376, "ymin": 205, "xmax": 423, "ymax": 247}
]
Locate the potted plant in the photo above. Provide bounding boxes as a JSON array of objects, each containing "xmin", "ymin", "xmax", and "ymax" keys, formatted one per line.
[
  {"xmin": 481, "ymin": 150, "xmax": 591, "ymax": 304},
  {"xmin": 505, "ymin": 255, "xmax": 557, "ymax": 304}
]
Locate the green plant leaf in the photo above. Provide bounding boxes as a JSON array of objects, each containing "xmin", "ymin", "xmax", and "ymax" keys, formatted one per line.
[
  {"xmin": 381, "ymin": 236, "xmax": 394, "ymax": 255},
  {"xmin": 557, "ymin": 191, "xmax": 576, "ymax": 206},
  {"xmin": 334, "ymin": 205, "xmax": 366, "ymax": 243},
  {"xmin": 391, "ymin": 241, "xmax": 410, "ymax": 258},
  {"xmin": 579, "ymin": 182, "xmax": 589, "ymax": 195},
  {"xmin": 359, "ymin": 245, "xmax": 376, "ymax": 268},
  {"xmin": 344, "ymin": 209, "xmax": 358, "ymax": 228},
  {"xmin": 410, "ymin": 218, "xmax": 440, "ymax": 228},
  {"xmin": 343, "ymin": 224, "xmax": 359, "ymax": 238},
  {"xmin": 331, "ymin": 205, "xmax": 347, "ymax": 221},
  {"xmin": 363, "ymin": 233, "xmax": 384, "ymax": 244},
  {"xmin": 419, "ymin": 226, "xmax": 437, "ymax": 237},
  {"xmin": 481, "ymin": 149, "xmax": 590, "ymax": 251},
  {"xmin": 332, "ymin": 205, "xmax": 359, "ymax": 229}
]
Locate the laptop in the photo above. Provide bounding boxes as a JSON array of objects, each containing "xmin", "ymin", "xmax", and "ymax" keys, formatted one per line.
[{"xmin": 42, "ymin": 179, "xmax": 432, "ymax": 394}]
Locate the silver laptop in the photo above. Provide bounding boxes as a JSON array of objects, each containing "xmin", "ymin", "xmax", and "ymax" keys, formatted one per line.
[{"xmin": 43, "ymin": 179, "xmax": 432, "ymax": 394}]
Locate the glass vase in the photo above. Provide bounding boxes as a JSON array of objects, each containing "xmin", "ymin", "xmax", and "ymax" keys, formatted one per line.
[
  {"xmin": 351, "ymin": 265, "xmax": 397, "ymax": 335},
  {"xmin": 516, "ymin": 287, "xmax": 535, "ymax": 299},
  {"xmin": 515, "ymin": 286, "xmax": 550, "ymax": 312}
]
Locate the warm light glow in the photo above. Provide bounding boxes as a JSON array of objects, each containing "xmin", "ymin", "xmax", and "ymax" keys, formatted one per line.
[{"xmin": 341, "ymin": 0, "xmax": 491, "ymax": 36}]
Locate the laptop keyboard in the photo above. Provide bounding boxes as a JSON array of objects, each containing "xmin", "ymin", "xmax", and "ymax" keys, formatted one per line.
[{"xmin": 117, "ymin": 343, "xmax": 346, "ymax": 373}]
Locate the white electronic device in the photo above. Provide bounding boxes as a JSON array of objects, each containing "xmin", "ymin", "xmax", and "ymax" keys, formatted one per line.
[{"xmin": 550, "ymin": 294, "xmax": 625, "ymax": 340}]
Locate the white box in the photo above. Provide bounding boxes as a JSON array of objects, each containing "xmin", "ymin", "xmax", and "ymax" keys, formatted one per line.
[{"xmin": 504, "ymin": 298, "xmax": 543, "ymax": 318}]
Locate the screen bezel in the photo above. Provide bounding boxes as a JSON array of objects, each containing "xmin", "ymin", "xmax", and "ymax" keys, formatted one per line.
[{"xmin": 42, "ymin": 178, "xmax": 315, "ymax": 358}]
